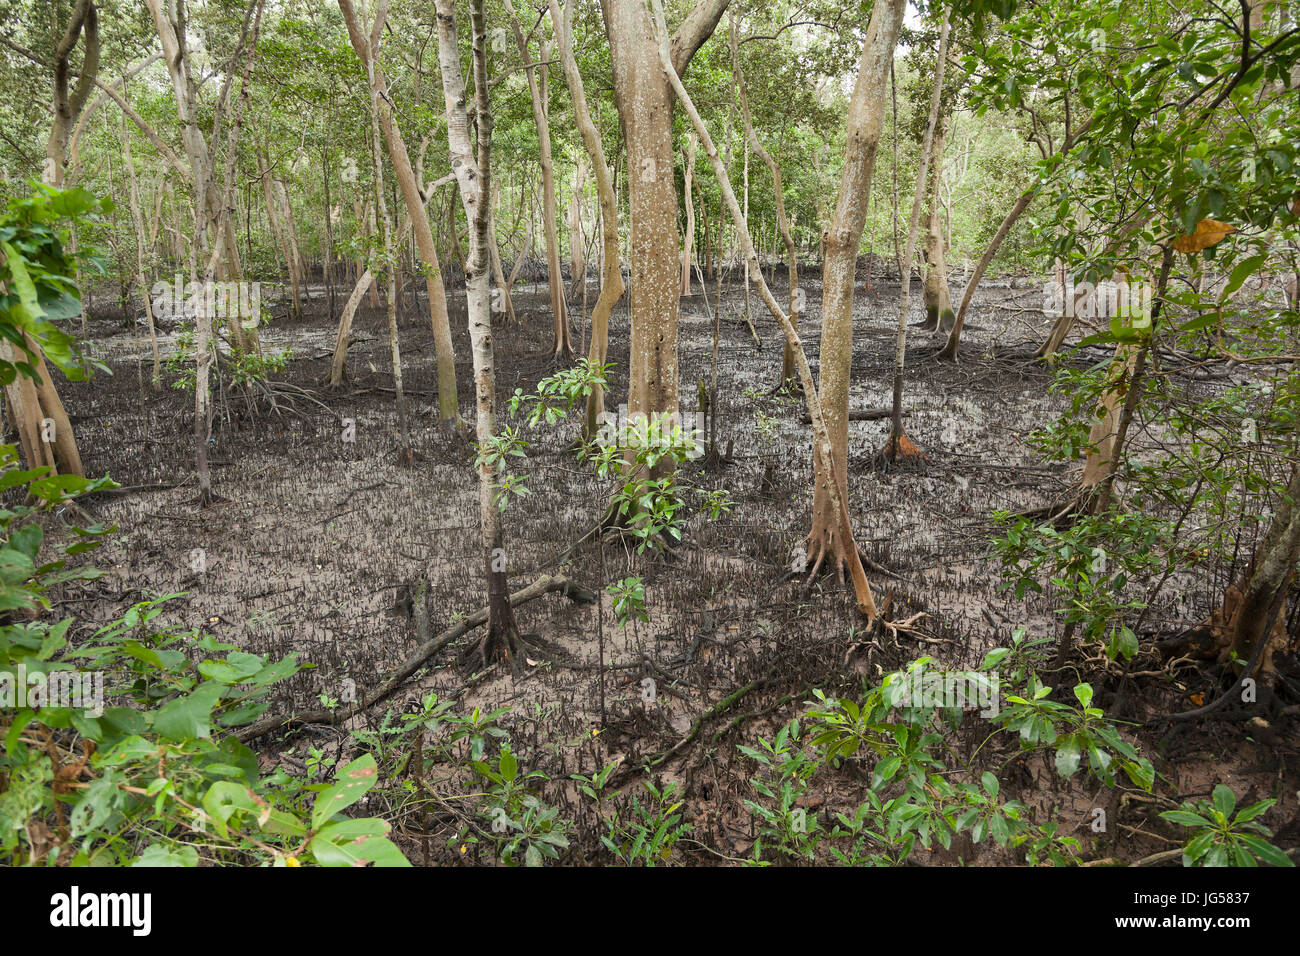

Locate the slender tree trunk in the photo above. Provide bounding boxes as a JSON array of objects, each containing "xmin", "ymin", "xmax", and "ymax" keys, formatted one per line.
[
  {"xmin": 358, "ymin": 199, "xmax": 380, "ymax": 308},
  {"xmin": 339, "ymin": 0, "xmax": 462, "ymax": 426},
  {"xmin": 504, "ymin": 0, "xmax": 570, "ymax": 360},
  {"xmin": 942, "ymin": 117, "xmax": 1096, "ymax": 360},
  {"xmin": 681, "ymin": 131, "xmax": 696, "ymax": 295},
  {"xmin": 653, "ymin": 0, "xmax": 877, "ymax": 617},
  {"xmin": 274, "ymin": 177, "xmax": 305, "ymax": 320},
  {"xmin": 808, "ymin": 0, "xmax": 906, "ymax": 568},
  {"xmin": 323, "ymin": 146, "xmax": 335, "ymax": 320},
  {"xmin": 121, "ymin": 109, "xmax": 160, "ymax": 388},
  {"xmin": 920, "ymin": 120, "xmax": 953, "ymax": 332},
  {"xmin": 258, "ymin": 147, "xmax": 299, "ymax": 311},
  {"xmin": 435, "ymin": 0, "xmax": 523, "ymax": 664},
  {"xmin": 568, "ymin": 155, "xmax": 588, "ymax": 302},
  {"xmin": 887, "ymin": 12, "xmax": 949, "ymax": 460},
  {"xmin": 145, "ymin": 0, "xmax": 227, "ymax": 506},
  {"xmin": 489, "ymin": 180, "xmax": 517, "ymax": 324},
  {"xmin": 329, "ymin": 268, "xmax": 374, "ymax": 387},
  {"xmin": 550, "ymin": 0, "xmax": 625, "ymax": 439},
  {"xmin": 731, "ymin": 13, "xmax": 798, "ymax": 389}
]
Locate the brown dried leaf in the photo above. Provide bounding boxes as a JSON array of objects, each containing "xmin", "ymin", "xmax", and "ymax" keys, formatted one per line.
[{"xmin": 1171, "ymin": 218, "xmax": 1237, "ymax": 254}]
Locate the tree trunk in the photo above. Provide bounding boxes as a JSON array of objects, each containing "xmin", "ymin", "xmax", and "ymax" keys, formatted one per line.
[
  {"xmin": 258, "ymin": 147, "xmax": 299, "ymax": 312},
  {"xmin": 681, "ymin": 131, "xmax": 696, "ymax": 295},
  {"xmin": 44, "ymin": 0, "xmax": 99, "ymax": 189},
  {"xmin": 329, "ymin": 268, "xmax": 374, "ymax": 387},
  {"xmin": 339, "ymin": 0, "xmax": 462, "ymax": 426},
  {"xmin": 273, "ymin": 177, "xmax": 305, "ymax": 320},
  {"xmin": 145, "ymin": 0, "xmax": 225, "ymax": 506},
  {"xmin": 653, "ymin": 0, "xmax": 877, "ymax": 618},
  {"xmin": 504, "ymin": 0, "xmax": 570, "ymax": 361},
  {"xmin": 731, "ymin": 14, "xmax": 798, "ymax": 389},
  {"xmin": 887, "ymin": 12, "xmax": 949, "ymax": 461},
  {"xmin": 942, "ymin": 117, "xmax": 1096, "ymax": 360},
  {"xmin": 920, "ymin": 121, "xmax": 953, "ymax": 332},
  {"xmin": 19, "ymin": 0, "xmax": 99, "ymax": 476},
  {"xmin": 121, "ymin": 109, "xmax": 161, "ymax": 388},
  {"xmin": 1208, "ymin": 463, "xmax": 1300, "ymax": 677},
  {"xmin": 550, "ymin": 0, "xmax": 624, "ymax": 440},
  {"xmin": 601, "ymin": 0, "xmax": 729, "ymax": 478},
  {"xmin": 489, "ymin": 180, "xmax": 517, "ymax": 324},
  {"xmin": 568, "ymin": 155, "xmax": 588, "ymax": 303},
  {"xmin": 809, "ymin": 0, "xmax": 906, "ymax": 566},
  {"xmin": 435, "ymin": 0, "xmax": 522, "ymax": 664}
]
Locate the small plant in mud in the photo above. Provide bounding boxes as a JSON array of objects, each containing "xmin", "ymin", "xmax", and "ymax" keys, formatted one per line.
[
  {"xmin": 597, "ymin": 779, "xmax": 693, "ymax": 866},
  {"xmin": 735, "ymin": 650, "xmax": 1155, "ymax": 865},
  {"xmin": 994, "ymin": 679, "xmax": 1155, "ymax": 789},
  {"xmin": 743, "ymin": 386, "xmax": 789, "ymax": 493},
  {"xmin": 607, "ymin": 575, "xmax": 649, "ymax": 626},
  {"xmin": 699, "ymin": 487, "xmax": 734, "ymax": 521},
  {"xmin": 166, "ymin": 321, "xmax": 292, "ymax": 391},
  {"xmin": 1160, "ymin": 784, "xmax": 1293, "ymax": 867},
  {"xmin": 338, "ymin": 697, "xmax": 580, "ymax": 866},
  {"xmin": 991, "ymin": 509, "xmax": 1171, "ymax": 661},
  {"xmin": 461, "ymin": 744, "xmax": 570, "ymax": 867},
  {"xmin": 739, "ymin": 718, "xmax": 825, "ymax": 864},
  {"xmin": 499, "ymin": 361, "xmax": 721, "ymax": 554}
]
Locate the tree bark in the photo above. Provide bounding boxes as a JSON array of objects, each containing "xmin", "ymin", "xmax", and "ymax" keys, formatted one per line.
[
  {"xmin": 121, "ymin": 108, "xmax": 160, "ymax": 388},
  {"xmin": 550, "ymin": 0, "xmax": 625, "ymax": 439},
  {"xmin": 12, "ymin": 0, "xmax": 99, "ymax": 477},
  {"xmin": 435, "ymin": 0, "xmax": 523, "ymax": 663},
  {"xmin": 887, "ymin": 12, "xmax": 949, "ymax": 460},
  {"xmin": 339, "ymin": 0, "xmax": 462, "ymax": 426},
  {"xmin": 504, "ymin": 0, "xmax": 570, "ymax": 360},
  {"xmin": 731, "ymin": 13, "xmax": 799, "ymax": 389},
  {"xmin": 920, "ymin": 121, "xmax": 953, "ymax": 332},
  {"xmin": 808, "ymin": 0, "xmax": 906, "ymax": 568},
  {"xmin": 681, "ymin": 131, "xmax": 697, "ymax": 295},
  {"xmin": 602, "ymin": 0, "xmax": 730, "ymax": 478},
  {"xmin": 652, "ymin": 0, "xmax": 877, "ymax": 617},
  {"xmin": 329, "ymin": 268, "xmax": 374, "ymax": 387}
]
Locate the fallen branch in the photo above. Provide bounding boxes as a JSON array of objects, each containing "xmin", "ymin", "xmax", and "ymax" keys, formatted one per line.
[
  {"xmin": 799, "ymin": 408, "xmax": 902, "ymax": 424},
  {"xmin": 234, "ymin": 573, "xmax": 595, "ymax": 742},
  {"xmin": 642, "ymin": 677, "xmax": 772, "ymax": 770}
]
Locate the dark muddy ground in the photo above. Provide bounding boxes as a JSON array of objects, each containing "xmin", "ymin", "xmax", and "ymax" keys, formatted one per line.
[{"xmin": 46, "ymin": 262, "xmax": 1300, "ymax": 865}]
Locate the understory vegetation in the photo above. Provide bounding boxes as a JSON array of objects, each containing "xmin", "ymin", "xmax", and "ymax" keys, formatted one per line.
[{"xmin": 1, "ymin": 0, "xmax": 1298, "ymax": 870}]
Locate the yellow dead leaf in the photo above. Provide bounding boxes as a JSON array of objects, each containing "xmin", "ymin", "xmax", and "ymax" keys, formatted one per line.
[{"xmin": 1171, "ymin": 219, "xmax": 1237, "ymax": 254}]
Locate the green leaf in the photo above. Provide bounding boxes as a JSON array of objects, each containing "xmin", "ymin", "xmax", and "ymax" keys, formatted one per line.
[
  {"xmin": 311, "ymin": 753, "xmax": 380, "ymax": 829},
  {"xmin": 499, "ymin": 747, "xmax": 518, "ymax": 784},
  {"xmin": 1054, "ymin": 740, "xmax": 1082, "ymax": 778},
  {"xmin": 151, "ymin": 682, "xmax": 224, "ymax": 741},
  {"xmin": 1237, "ymin": 834, "xmax": 1293, "ymax": 867},
  {"xmin": 1211, "ymin": 784, "xmax": 1237, "ymax": 819},
  {"xmin": 311, "ymin": 818, "xmax": 411, "ymax": 867},
  {"xmin": 981, "ymin": 771, "xmax": 999, "ymax": 798},
  {"xmin": 1160, "ymin": 809, "xmax": 1213, "ymax": 828},
  {"xmin": 1223, "ymin": 254, "xmax": 1266, "ymax": 297}
]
